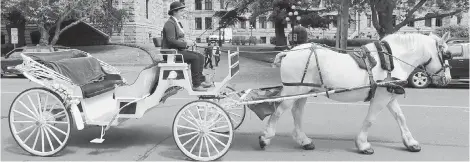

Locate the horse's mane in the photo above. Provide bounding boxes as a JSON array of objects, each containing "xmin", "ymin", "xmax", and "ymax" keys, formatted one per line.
[{"xmin": 381, "ymin": 33, "xmax": 437, "ymax": 59}]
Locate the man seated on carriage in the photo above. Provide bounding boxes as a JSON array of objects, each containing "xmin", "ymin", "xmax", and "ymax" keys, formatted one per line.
[{"xmin": 161, "ymin": 1, "xmax": 212, "ymax": 91}]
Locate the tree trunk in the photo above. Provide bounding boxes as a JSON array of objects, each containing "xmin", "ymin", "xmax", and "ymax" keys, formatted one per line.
[
  {"xmin": 339, "ymin": 0, "xmax": 349, "ymax": 49},
  {"xmin": 274, "ymin": 20, "xmax": 287, "ymax": 50},
  {"xmin": 38, "ymin": 23, "xmax": 50, "ymax": 45},
  {"xmin": 335, "ymin": 8, "xmax": 341, "ymax": 48},
  {"xmin": 373, "ymin": 0, "xmax": 396, "ymax": 39}
]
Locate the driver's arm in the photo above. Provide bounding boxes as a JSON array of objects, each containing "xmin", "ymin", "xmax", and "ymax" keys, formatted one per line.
[{"xmin": 163, "ymin": 22, "xmax": 187, "ymax": 49}]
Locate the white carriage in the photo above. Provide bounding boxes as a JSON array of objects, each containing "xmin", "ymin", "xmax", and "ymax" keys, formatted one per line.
[{"xmin": 8, "ymin": 46, "xmax": 246, "ymax": 161}]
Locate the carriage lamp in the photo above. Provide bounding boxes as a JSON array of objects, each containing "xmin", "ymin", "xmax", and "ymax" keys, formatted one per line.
[{"xmin": 167, "ymin": 71, "xmax": 178, "ymax": 80}]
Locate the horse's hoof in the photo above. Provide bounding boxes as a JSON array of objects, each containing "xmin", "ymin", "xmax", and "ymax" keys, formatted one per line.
[
  {"xmin": 406, "ymin": 145, "xmax": 421, "ymax": 152},
  {"xmin": 259, "ymin": 136, "xmax": 267, "ymax": 150},
  {"xmin": 360, "ymin": 148, "xmax": 374, "ymax": 155},
  {"xmin": 302, "ymin": 142, "xmax": 315, "ymax": 150}
]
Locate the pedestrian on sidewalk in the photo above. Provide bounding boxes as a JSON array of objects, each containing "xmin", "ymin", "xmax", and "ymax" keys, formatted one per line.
[
  {"xmin": 204, "ymin": 41, "xmax": 214, "ymax": 69},
  {"xmin": 214, "ymin": 43, "xmax": 221, "ymax": 67}
]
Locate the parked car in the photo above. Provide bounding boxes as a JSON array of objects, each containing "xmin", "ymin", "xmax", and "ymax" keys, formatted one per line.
[
  {"xmin": 408, "ymin": 39, "xmax": 469, "ymax": 88},
  {"xmin": 1, "ymin": 45, "xmax": 71, "ymax": 77}
]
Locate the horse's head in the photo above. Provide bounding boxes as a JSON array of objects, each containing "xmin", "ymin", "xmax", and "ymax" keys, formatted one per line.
[{"xmin": 424, "ymin": 32, "xmax": 452, "ymax": 86}]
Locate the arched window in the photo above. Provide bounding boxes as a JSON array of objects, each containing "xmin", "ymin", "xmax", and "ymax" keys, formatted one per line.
[{"xmin": 424, "ymin": 13, "xmax": 433, "ymax": 27}]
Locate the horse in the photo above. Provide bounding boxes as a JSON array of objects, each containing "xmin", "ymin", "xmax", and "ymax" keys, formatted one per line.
[{"xmin": 265, "ymin": 32, "xmax": 453, "ymax": 154}]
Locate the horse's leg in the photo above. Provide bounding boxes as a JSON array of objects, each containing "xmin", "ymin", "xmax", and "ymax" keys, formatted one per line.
[
  {"xmin": 387, "ymin": 98, "xmax": 421, "ymax": 152},
  {"xmin": 355, "ymin": 91, "xmax": 389, "ymax": 154},
  {"xmin": 259, "ymin": 98, "xmax": 296, "ymax": 149},
  {"xmin": 291, "ymin": 97, "xmax": 315, "ymax": 150}
]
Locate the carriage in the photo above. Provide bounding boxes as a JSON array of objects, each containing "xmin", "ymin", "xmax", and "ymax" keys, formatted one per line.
[
  {"xmin": 9, "ymin": 32, "xmax": 450, "ymax": 161},
  {"xmin": 8, "ymin": 46, "xmax": 246, "ymax": 161}
]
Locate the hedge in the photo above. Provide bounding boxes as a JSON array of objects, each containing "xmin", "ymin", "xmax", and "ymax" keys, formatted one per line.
[
  {"xmin": 434, "ymin": 24, "xmax": 469, "ymax": 38},
  {"xmin": 307, "ymin": 38, "xmax": 378, "ymax": 47}
]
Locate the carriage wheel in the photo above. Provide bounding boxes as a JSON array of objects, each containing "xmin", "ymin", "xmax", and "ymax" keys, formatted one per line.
[
  {"xmin": 9, "ymin": 88, "xmax": 72, "ymax": 156},
  {"xmin": 173, "ymin": 100, "xmax": 233, "ymax": 161},
  {"xmin": 214, "ymin": 86, "xmax": 246, "ymax": 132}
]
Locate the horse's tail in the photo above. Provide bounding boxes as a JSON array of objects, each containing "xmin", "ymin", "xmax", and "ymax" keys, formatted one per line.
[{"xmin": 271, "ymin": 51, "xmax": 287, "ymax": 68}]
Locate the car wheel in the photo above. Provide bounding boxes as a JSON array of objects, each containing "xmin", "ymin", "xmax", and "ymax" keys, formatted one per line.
[{"xmin": 408, "ymin": 70, "xmax": 431, "ymax": 88}]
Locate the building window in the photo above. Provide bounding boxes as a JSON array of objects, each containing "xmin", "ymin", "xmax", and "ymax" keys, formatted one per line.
[
  {"xmin": 271, "ymin": 21, "xmax": 275, "ymax": 28},
  {"xmin": 205, "ymin": 17, "xmax": 212, "ymax": 29},
  {"xmin": 196, "ymin": 38, "xmax": 201, "ymax": 43},
  {"xmin": 146, "ymin": 0, "xmax": 149, "ymax": 19},
  {"xmin": 195, "ymin": 0, "xmax": 202, "ymax": 10},
  {"xmin": 435, "ymin": 17, "xmax": 442, "ymax": 27},
  {"xmin": 457, "ymin": 15, "xmax": 462, "ymax": 24},
  {"xmin": 250, "ymin": 19, "xmax": 256, "ymax": 29},
  {"xmin": 392, "ymin": 15, "xmax": 397, "ymax": 27},
  {"xmin": 195, "ymin": 17, "xmax": 202, "ymax": 30},
  {"xmin": 425, "ymin": 13, "xmax": 432, "ymax": 27},
  {"xmin": 260, "ymin": 37, "xmax": 266, "ymax": 44},
  {"xmin": 367, "ymin": 14, "xmax": 371, "ymax": 27},
  {"xmin": 1, "ymin": 33, "xmax": 5, "ymax": 45},
  {"xmin": 205, "ymin": 0, "xmax": 212, "ymax": 10},
  {"xmin": 180, "ymin": 0, "xmax": 185, "ymax": 5},
  {"xmin": 220, "ymin": 0, "xmax": 225, "ymax": 9},
  {"xmin": 240, "ymin": 20, "xmax": 246, "ymax": 29},
  {"xmin": 260, "ymin": 16, "xmax": 267, "ymax": 29},
  {"xmin": 407, "ymin": 16, "xmax": 415, "ymax": 27}
]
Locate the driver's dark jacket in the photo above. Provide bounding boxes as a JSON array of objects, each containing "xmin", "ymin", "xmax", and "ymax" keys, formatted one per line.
[{"xmin": 161, "ymin": 17, "xmax": 187, "ymax": 51}]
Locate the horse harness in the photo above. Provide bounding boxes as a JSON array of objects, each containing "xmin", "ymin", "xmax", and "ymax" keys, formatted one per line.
[{"xmin": 282, "ymin": 41, "xmax": 403, "ymax": 102}]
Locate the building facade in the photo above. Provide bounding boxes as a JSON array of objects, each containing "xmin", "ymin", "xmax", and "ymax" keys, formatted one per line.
[{"xmin": 1, "ymin": 0, "xmax": 468, "ymax": 46}]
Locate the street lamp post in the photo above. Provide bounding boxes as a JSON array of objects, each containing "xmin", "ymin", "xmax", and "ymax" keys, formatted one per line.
[
  {"xmin": 286, "ymin": 0, "xmax": 301, "ymax": 47},
  {"xmin": 416, "ymin": 25, "xmax": 421, "ymax": 34},
  {"xmin": 250, "ymin": 25, "xmax": 253, "ymax": 45}
]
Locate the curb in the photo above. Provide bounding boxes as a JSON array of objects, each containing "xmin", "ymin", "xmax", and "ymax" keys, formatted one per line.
[{"xmin": 109, "ymin": 63, "xmax": 149, "ymax": 66}]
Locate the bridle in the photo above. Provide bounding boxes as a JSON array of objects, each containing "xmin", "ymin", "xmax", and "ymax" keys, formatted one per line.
[{"xmin": 421, "ymin": 40, "xmax": 452, "ymax": 77}]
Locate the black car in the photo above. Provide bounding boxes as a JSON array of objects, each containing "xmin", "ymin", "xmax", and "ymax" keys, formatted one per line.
[
  {"xmin": 1, "ymin": 45, "xmax": 70, "ymax": 77},
  {"xmin": 407, "ymin": 38, "xmax": 469, "ymax": 88}
]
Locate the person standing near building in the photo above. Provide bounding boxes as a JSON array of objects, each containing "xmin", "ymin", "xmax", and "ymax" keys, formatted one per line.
[{"xmin": 204, "ymin": 42, "xmax": 214, "ymax": 69}]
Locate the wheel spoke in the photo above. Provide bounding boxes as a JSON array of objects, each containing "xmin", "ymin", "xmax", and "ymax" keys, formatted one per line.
[
  {"xmin": 41, "ymin": 127, "xmax": 45, "ymax": 153},
  {"xmin": 207, "ymin": 133, "xmax": 227, "ymax": 147},
  {"xmin": 43, "ymin": 94, "xmax": 49, "ymax": 114},
  {"xmin": 206, "ymin": 116, "xmax": 225, "ymax": 130},
  {"xmin": 176, "ymin": 124, "xmax": 200, "ymax": 132},
  {"xmin": 13, "ymin": 110, "xmax": 37, "ymax": 121},
  {"xmin": 181, "ymin": 116, "xmax": 200, "ymax": 129},
  {"xmin": 196, "ymin": 106, "xmax": 203, "ymax": 121},
  {"xmin": 13, "ymin": 120, "xmax": 35, "ymax": 123},
  {"xmin": 23, "ymin": 127, "xmax": 38, "ymax": 143},
  {"xmin": 18, "ymin": 101, "xmax": 38, "ymax": 119},
  {"xmin": 45, "ymin": 126, "xmax": 62, "ymax": 145},
  {"xmin": 206, "ymin": 134, "xmax": 220, "ymax": 154},
  {"xmin": 46, "ymin": 124, "xmax": 67, "ymax": 135},
  {"xmin": 45, "ymin": 111, "xmax": 65, "ymax": 121},
  {"xmin": 16, "ymin": 124, "xmax": 36, "ymax": 135},
  {"xmin": 209, "ymin": 131, "xmax": 230, "ymax": 138},
  {"xmin": 178, "ymin": 131, "xmax": 199, "ymax": 138},
  {"xmin": 182, "ymin": 133, "xmax": 199, "ymax": 147},
  {"xmin": 227, "ymin": 111, "xmax": 242, "ymax": 118},
  {"xmin": 46, "ymin": 121, "xmax": 68, "ymax": 124},
  {"xmin": 32, "ymin": 127, "xmax": 40, "ymax": 150},
  {"xmin": 27, "ymin": 95, "xmax": 40, "ymax": 118},
  {"xmin": 186, "ymin": 110, "xmax": 201, "ymax": 126},
  {"xmin": 204, "ymin": 136, "xmax": 211, "ymax": 157},
  {"xmin": 209, "ymin": 125, "xmax": 229, "ymax": 131},
  {"xmin": 189, "ymin": 135, "xmax": 201, "ymax": 153},
  {"xmin": 198, "ymin": 135, "xmax": 204, "ymax": 157},
  {"xmin": 43, "ymin": 127, "xmax": 55, "ymax": 151},
  {"xmin": 36, "ymin": 93, "xmax": 43, "ymax": 117}
]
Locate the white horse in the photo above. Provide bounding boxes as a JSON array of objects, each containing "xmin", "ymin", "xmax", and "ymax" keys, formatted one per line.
[{"xmin": 265, "ymin": 32, "xmax": 452, "ymax": 154}]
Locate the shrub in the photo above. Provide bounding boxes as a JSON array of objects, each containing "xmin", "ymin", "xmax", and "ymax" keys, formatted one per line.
[
  {"xmin": 248, "ymin": 36, "xmax": 257, "ymax": 45},
  {"xmin": 270, "ymin": 37, "xmax": 276, "ymax": 45},
  {"xmin": 434, "ymin": 24, "xmax": 469, "ymax": 38}
]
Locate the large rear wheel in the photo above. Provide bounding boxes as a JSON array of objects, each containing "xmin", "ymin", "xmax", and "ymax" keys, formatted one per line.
[{"xmin": 9, "ymin": 88, "xmax": 72, "ymax": 156}]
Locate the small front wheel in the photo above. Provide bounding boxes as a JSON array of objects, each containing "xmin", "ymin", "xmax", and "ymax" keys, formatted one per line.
[
  {"xmin": 9, "ymin": 88, "xmax": 72, "ymax": 156},
  {"xmin": 173, "ymin": 100, "xmax": 233, "ymax": 161}
]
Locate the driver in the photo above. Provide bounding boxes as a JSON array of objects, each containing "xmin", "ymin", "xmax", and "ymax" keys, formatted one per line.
[{"xmin": 161, "ymin": 1, "xmax": 212, "ymax": 91}]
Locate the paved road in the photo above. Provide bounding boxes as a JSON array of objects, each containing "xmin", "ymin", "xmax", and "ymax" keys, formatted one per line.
[{"xmin": 1, "ymin": 54, "xmax": 468, "ymax": 161}]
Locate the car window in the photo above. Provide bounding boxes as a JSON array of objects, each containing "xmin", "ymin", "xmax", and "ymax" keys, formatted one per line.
[{"xmin": 8, "ymin": 52, "xmax": 23, "ymax": 59}]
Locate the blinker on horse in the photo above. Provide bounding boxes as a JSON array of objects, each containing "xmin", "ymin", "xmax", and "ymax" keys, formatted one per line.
[{"xmin": 263, "ymin": 32, "xmax": 452, "ymax": 154}]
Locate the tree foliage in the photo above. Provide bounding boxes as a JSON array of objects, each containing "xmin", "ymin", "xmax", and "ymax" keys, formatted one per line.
[{"xmin": 1, "ymin": 0, "xmax": 129, "ymax": 45}]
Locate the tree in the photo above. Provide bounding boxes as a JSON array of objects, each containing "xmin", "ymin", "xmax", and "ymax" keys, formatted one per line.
[
  {"xmin": 367, "ymin": 0, "xmax": 469, "ymax": 38},
  {"xmin": 215, "ymin": 0, "xmax": 333, "ymax": 49},
  {"xmin": 2, "ymin": 0, "xmax": 127, "ymax": 45},
  {"xmin": 1, "ymin": 10, "xmax": 27, "ymax": 46}
]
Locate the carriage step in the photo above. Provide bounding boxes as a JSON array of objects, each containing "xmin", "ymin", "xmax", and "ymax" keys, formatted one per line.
[{"xmin": 90, "ymin": 138, "xmax": 105, "ymax": 143}]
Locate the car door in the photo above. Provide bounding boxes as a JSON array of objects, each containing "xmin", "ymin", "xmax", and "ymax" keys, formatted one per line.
[
  {"xmin": 448, "ymin": 43, "xmax": 469, "ymax": 79},
  {"xmin": 1, "ymin": 51, "xmax": 24, "ymax": 73}
]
